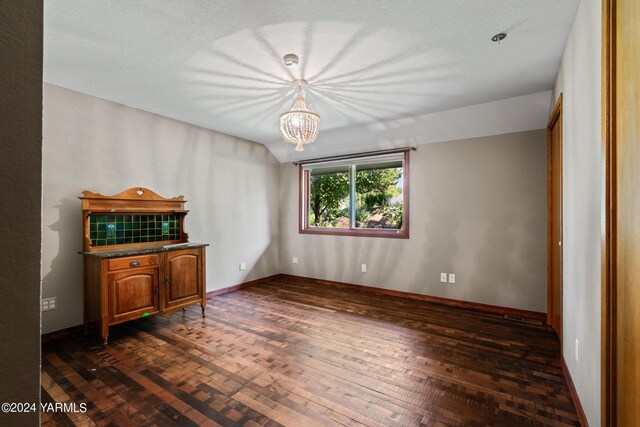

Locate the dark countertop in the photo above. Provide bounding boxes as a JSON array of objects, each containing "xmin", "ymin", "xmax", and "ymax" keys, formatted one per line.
[{"xmin": 79, "ymin": 242, "xmax": 209, "ymax": 258}]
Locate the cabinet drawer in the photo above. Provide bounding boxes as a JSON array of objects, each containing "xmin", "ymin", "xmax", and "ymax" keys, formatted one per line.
[{"xmin": 107, "ymin": 254, "xmax": 158, "ymax": 271}]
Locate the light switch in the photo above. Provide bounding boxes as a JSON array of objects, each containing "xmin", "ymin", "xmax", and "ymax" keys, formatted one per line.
[{"xmin": 448, "ymin": 273, "xmax": 456, "ymax": 284}]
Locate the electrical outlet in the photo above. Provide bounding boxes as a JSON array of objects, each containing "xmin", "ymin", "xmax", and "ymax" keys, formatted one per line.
[
  {"xmin": 448, "ymin": 273, "xmax": 456, "ymax": 284},
  {"xmin": 292, "ymin": 257, "xmax": 298, "ymax": 264},
  {"xmin": 42, "ymin": 297, "xmax": 57, "ymax": 312},
  {"xmin": 239, "ymin": 261, "xmax": 246, "ymax": 271},
  {"xmin": 361, "ymin": 264, "xmax": 367, "ymax": 273},
  {"xmin": 440, "ymin": 273, "xmax": 447, "ymax": 283},
  {"xmin": 575, "ymin": 338, "xmax": 580, "ymax": 362}
]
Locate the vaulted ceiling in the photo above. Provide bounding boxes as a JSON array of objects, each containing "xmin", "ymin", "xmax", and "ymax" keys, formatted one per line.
[{"xmin": 45, "ymin": 0, "xmax": 579, "ymax": 162}]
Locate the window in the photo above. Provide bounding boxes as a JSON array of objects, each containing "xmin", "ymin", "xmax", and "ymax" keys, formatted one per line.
[{"xmin": 299, "ymin": 150, "xmax": 409, "ymax": 238}]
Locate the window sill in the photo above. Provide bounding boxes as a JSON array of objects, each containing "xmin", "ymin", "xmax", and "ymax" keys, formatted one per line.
[{"xmin": 299, "ymin": 227, "xmax": 409, "ymax": 239}]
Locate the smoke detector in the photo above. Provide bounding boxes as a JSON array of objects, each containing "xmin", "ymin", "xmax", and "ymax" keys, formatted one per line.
[{"xmin": 491, "ymin": 33, "xmax": 507, "ymax": 44}]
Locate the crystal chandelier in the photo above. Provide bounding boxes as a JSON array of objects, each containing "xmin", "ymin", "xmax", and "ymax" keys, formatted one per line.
[{"xmin": 279, "ymin": 79, "xmax": 320, "ymax": 152}]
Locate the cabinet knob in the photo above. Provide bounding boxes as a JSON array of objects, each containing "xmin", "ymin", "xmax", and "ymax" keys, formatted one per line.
[
  {"xmin": 130, "ymin": 259, "xmax": 141, "ymax": 267},
  {"xmin": 164, "ymin": 277, "xmax": 171, "ymax": 286}
]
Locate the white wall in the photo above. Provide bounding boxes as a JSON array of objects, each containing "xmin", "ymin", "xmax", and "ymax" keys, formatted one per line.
[
  {"xmin": 552, "ymin": 0, "xmax": 602, "ymax": 423},
  {"xmin": 42, "ymin": 84, "xmax": 281, "ymax": 334},
  {"xmin": 280, "ymin": 130, "xmax": 548, "ymax": 313}
]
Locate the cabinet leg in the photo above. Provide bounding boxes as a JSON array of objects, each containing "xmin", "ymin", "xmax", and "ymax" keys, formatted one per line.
[
  {"xmin": 201, "ymin": 304, "xmax": 206, "ymax": 318},
  {"xmin": 182, "ymin": 307, "xmax": 186, "ymax": 312},
  {"xmin": 101, "ymin": 324, "xmax": 109, "ymax": 346}
]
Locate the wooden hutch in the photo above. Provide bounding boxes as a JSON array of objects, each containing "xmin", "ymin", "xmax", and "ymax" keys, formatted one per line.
[{"xmin": 79, "ymin": 187, "xmax": 208, "ymax": 345}]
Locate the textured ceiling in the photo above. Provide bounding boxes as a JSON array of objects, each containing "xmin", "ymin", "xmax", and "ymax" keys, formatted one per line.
[{"xmin": 44, "ymin": 0, "xmax": 579, "ymax": 162}]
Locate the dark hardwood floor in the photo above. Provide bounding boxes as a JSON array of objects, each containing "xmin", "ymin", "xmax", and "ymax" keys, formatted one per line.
[{"xmin": 41, "ymin": 276, "xmax": 579, "ymax": 426}]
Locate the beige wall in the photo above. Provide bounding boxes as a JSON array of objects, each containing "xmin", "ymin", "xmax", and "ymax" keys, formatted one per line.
[
  {"xmin": 0, "ymin": 1, "xmax": 43, "ymax": 425},
  {"xmin": 551, "ymin": 0, "xmax": 602, "ymax": 423},
  {"xmin": 280, "ymin": 130, "xmax": 548, "ymax": 313},
  {"xmin": 42, "ymin": 84, "xmax": 281, "ymax": 334}
]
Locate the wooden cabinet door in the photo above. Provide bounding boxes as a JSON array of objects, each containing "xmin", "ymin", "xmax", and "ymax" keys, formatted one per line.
[
  {"xmin": 108, "ymin": 267, "xmax": 160, "ymax": 324},
  {"xmin": 161, "ymin": 249, "xmax": 203, "ymax": 312}
]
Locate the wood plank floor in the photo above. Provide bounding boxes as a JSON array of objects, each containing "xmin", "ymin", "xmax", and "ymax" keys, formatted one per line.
[{"xmin": 41, "ymin": 276, "xmax": 579, "ymax": 426}]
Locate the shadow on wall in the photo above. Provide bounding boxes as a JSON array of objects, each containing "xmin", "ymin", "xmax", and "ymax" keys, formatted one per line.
[
  {"xmin": 41, "ymin": 197, "xmax": 83, "ymax": 330},
  {"xmin": 469, "ymin": 199, "xmax": 546, "ymax": 311},
  {"xmin": 303, "ymin": 236, "xmax": 329, "ymax": 280},
  {"xmin": 468, "ymin": 207, "xmax": 516, "ymax": 306},
  {"xmin": 292, "ymin": 228, "xmax": 403, "ymax": 287},
  {"xmin": 509, "ymin": 199, "xmax": 547, "ymax": 307},
  {"xmin": 203, "ymin": 136, "xmax": 280, "ymax": 287},
  {"xmin": 411, "ymin": 199, "xmax": 459, "ymax": 294},
  {"xmin": 369, "ymin": 238, "xmax": 405, "ymax": 286},
  {"xmin": 248, "ymin": 240, "xmax": 280, "ymax": 281}
]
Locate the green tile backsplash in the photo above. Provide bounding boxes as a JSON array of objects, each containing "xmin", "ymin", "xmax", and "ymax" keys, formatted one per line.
[{"xmin": 89, "ymin": 214, "xmax": 181, "ymax": 247}]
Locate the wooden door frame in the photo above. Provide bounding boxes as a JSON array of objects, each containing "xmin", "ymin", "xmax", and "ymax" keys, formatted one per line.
[
  {"xmin": 601, "ymin": 0, "xmax": 616, "ymax": 424},
  {"xmin": 547, "ymin": 94, "xmax": 563, "ymax": 335}
]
